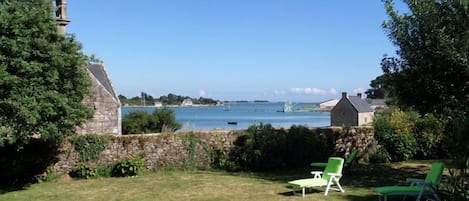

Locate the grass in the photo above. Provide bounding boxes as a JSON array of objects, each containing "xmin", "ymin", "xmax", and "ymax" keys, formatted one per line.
[{"xmin": 0, "ymin": 161, "xmax": 442, "ymax": 201}]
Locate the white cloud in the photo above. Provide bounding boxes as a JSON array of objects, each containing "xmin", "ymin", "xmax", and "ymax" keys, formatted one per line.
[
  {"xmin": 329, "ymin": 88, "xmax": 338, "ymax": 95},
  {"xmin": 352, "ymin": 88, "xmax": 366, "ymax": 95},
  {"xmin": 273, "ymin": 89, "xmax": 287, "ymax": 96},
  {"xmin": 199, "ymin": 89, "xmax": 207, "ymax": 97},
  {"xmin": 290, "ymin": 87, "xmax": 327, "ymax": 95}
]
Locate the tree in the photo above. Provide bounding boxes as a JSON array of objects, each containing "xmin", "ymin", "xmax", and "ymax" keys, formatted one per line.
[
  {"xmin": 365, "ymin": 74, "xmax": 388, "ymax": 99},
  {"xmin": 379, "ymin": 1, "xmax": 468, "ymax": 199},
  {"xmin": 379, "ymin": 0, "xmax": 468, "ymax": 117},
  {"xmin": 0, "ymin": 0, "xmax": 93, "ymax": 147},
  {"xmin": 122, "ymin": 109, "xmax": 181, "ymax": 134}
]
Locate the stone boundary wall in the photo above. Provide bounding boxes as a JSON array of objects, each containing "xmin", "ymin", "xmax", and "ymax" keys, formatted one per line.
[{"xmin": 53, "ymin": 127, "xmax": 375, "ymax": 174}]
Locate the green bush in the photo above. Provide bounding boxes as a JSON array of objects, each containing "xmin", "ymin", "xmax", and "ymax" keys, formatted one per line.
[
  {"xmin": 112, "ymin": 154, "xmax": 146, "ymax": 177},
  {"xmin": 211, "ymin": 148, "xmax": 239, "ymax": 171},
  {"xmin": 414, "ymin": 114, "xmax": 445, "ymax": 159},
  {"xmin": 372, "ymin": 108, "xmax": 443, "ymax": 162},
  {"xmin": 284, "ymin": 125, "xmax": 328, "ymax": 167},
  {"xmin": 70, "ymin": 163, "xmax": 97, "ymax": 179},
  {"xmin": 374, "ymin": 115, "xmax": 417, "ymax": 161},
  {"xmin": 369, "ymin": 146, "xmax": 391, "ymax": 163},
  {"xmin": 232, "ymin": 124, "xmax": 286, "ymax": 171},
  {"xmin": 122, "ymin": 109, "xmax": 181, "ymax": 134},
  {"xmin": 69, "ymin": 134, "xmax": 107, "ymax": 163},
  {"xmin": 96, "ymin": 164, "xmax": 113, "ymax": 178},
  {"xmin": 230, "ymin": 124, "xmax": 330, "ymax": 171}
]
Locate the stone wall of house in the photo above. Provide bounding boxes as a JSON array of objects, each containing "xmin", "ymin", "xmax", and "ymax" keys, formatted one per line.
[
  {"xmin": 331, "ymin": 99, "xmax": 358, "ymax": 126},
  {"xmin": 358, "ymin": 112, "xmax": 374, "ymax": 126},
  {"xmin": 53, "ymin": 127, "xmax": 375, "ymax": 174},
  {"xmin": 76, "ymin": 74, "xmax": 121, "ymax": 135}
]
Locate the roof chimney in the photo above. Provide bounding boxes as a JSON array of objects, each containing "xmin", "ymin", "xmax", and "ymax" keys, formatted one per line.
[{"xmin": 342, "ymin": 92, "xmax": 348, "ymax": 99}]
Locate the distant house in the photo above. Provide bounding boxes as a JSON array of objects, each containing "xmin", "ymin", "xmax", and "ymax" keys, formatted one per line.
[
  {"xmin": 331, "ymin": 92, "xmax": 374, "ymax": 126},
  {"xmin": 77, "ymin": 64, "xmax": 122, "ymax": 135},
  {"xmin": 181, "ymin": 98, "xmax": 193, "ymax": 107},
  {"xmin": 366, "ymin": 98, "xmax": 387, "ymax": 110},
  {"xmin": 318, "ymin": 99, "xmax": 339, "ymax": 111}
]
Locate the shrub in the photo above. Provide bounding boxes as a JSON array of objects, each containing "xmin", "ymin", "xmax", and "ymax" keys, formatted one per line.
[
  {"xmin": 211, "ymin": 148, "xmax": 239, "ymax": 172},
  {"xmin": 230, "ymin": 124, "xmax": 330, "ymax": 171},
  {"xmin": 284, "ymin": 125, "xmax": 328, "ymax": 168},
  {"xmin": 70, "ymin": 163, "xmax": 97, "ymax": 179},
  {"xmin": 373, "ymin": 108, "xmax": 423, "ymax": 162},
  {"xmin": 96, "ymin": 164, "xmax": 113, "ymax": 178},
  {"xmin": 369, "ymin": 146, "xmax": 391, "ymax": 163},
  {"xmin": 414, "ymin": 114, "xmax": 445, "ymax": 159},
  {"xmin": 122, "ymin": 109, "xmax": 181, "ymax": 134},
  {"xmin": 232, "ymin": 124, "xmax": 286, "ymax": 171},
  {"xmin": 69, "ymin": 134, "xmax": 106, "ymax": 163},
  {"xmin": 112, "ymin": 154, "xmax": 146, "ymax": 177}
]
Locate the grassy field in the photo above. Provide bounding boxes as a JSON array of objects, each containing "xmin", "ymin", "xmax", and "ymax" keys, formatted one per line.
[{"xmin": 0, "ymin": 161, "xmax": 441, "ymax": 201}]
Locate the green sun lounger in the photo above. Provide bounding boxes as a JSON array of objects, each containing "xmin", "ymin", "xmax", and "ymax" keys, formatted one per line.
[
  {"xmin": 288, "ymin": 157, "xmax": 345, "ymax": 197},
  {"xmin": 374, "ymin": 162, "xmax": 444, "ymax": 201}
]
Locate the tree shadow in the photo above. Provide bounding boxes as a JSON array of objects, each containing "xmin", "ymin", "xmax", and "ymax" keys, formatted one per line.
[
  {"xmin": 0, "ymin": 139, "xmax": 60, "ymax": 194},
  {"xmin": 246, "ymin": 161, "xmax": 434, "ymax": 199}
]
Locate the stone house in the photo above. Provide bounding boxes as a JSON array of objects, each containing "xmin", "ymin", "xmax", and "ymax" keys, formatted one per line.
[
  {"xmin": 76, "ymin": 64, "xmax": 121, "ymax": 135},
  {"xmin": 331, "ymin": 92, "xmax": 374, "ymax": 126}
]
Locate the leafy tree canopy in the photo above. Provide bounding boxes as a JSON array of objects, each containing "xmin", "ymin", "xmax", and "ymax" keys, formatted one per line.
[
  {"xmin": 0, "ymin": 0, "xmax": 93, "ymax": 147},
  {"xmin": 375, "ymin": 0, "xmax": 468, "ymax": 117}
]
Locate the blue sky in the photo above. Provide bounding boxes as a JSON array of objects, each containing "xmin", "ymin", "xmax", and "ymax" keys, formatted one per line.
[{"xmin": 67, "ymin": 1, "xmax": 400, "ymax": 102}]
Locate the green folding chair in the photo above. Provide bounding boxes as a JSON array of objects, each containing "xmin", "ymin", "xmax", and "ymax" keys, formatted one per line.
[
  {"xmin": 374, "ymin": 162, "xmax": 444, "ymax": 201},
  {"xmin": 288, "ymin": 157, "xmax": 345, "ymax": 197}
]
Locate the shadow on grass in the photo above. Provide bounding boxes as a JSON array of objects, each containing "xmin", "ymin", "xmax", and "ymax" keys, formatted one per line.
[{"xmin": 246, "ymin": 161, "xmax": 434, "ymax": 200}]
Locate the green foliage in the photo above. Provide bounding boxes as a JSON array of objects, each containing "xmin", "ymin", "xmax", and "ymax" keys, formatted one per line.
[
  {"xmin": 0, "ymin": 0, "xmax": 93, "ymax": 148},
  {"xmin": 373, "ymin": 108, "xmax": 421, "ymax": 161},
  {"xmin": 70, "ymin": 163, "xmax": 97, "ymax": 179},
  {"xmin": 285, "ymin": 125, "xmax": 328, "ymax": 167},
  {"xmin": 232, "ymin": 124, "xmax": 287, "ymax": 171},
  {"xmin": 211, "ymin": 148, "xmax": 239, "ymax": 171},
  {"xmin": 112, "ymin": 154, "xmax": 146, "ymax": 177},
  {"xmin": 181, "ymin": 132, "xmax": 200, "ymax": 169},
  {"xmin": 379, "ymin": 0, "xmax": 469, "ymax": 116},
  {"xmin": 69, "ymin": 134, "xmax": 106, "ymax": 163},
  {"xmin": 369, "ymin": 146, "xmax": 391, "ymax": 163},
  {"xmin": 122, "ymin": 109, "xmax": 181, "ymax": 134},
  {"xmin": 442, "ymin": 114, "xmax": 469, "ymax": 200},
  {"xmin": 230, "ymin": 124, "xmax": 330, "ymax": 171},
  {"xmin": 414, "ymin": 114, "xmax": 446, "ymax": 159},
  {"xmin": 31, "ymin": 167, "xmax": 59, "ymax": 184}
]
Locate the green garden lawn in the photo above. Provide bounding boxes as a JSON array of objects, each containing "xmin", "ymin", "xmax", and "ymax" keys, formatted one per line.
[{"xmin": 0, "ymin": 161, "xmax": 438, "ymax": 201}]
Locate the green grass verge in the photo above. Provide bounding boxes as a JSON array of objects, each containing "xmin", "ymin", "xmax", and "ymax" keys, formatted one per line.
[{"xmin": 0, "ymin": 161, "xmax": 441, "ymax": 201}]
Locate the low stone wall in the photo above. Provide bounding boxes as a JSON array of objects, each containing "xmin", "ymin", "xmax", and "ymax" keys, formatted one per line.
[{"xmin": 53, "ymin": 127, "xmax": 375, "ymax": 174}]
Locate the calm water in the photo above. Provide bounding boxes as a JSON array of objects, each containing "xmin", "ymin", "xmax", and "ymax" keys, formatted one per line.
[{"xmin": 122, "ymin": 102, "xmax": 330, "ymax": 131}]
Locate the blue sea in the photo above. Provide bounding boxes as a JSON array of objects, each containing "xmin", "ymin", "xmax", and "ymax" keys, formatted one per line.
[{"xmin": 122, "ymin": 102, "xmax": 330, "ymax": 131}]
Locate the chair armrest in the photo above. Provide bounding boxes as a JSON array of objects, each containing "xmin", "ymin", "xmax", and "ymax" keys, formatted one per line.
[
  {"xmin": 310, "ymin": 162, "xmax": 327, "ymax": 167},
  {"xmin": 310, "ymin": 171, "xmax": 323, "ymax": 179}
]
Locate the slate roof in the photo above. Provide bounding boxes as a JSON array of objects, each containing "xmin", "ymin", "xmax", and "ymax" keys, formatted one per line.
[
  {"xmin": 87, "ymin": 64, "xmax": 119, "ymax": 101},
  {"xmin": 348, "ymin": 96, "xmax": 374, "ymax": 113}
]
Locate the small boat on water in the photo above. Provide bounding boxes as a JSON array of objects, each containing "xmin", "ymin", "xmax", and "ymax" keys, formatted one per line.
[{"xmin": 227, "ymin": 121, "xmax": 238, "ymax": 125}]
